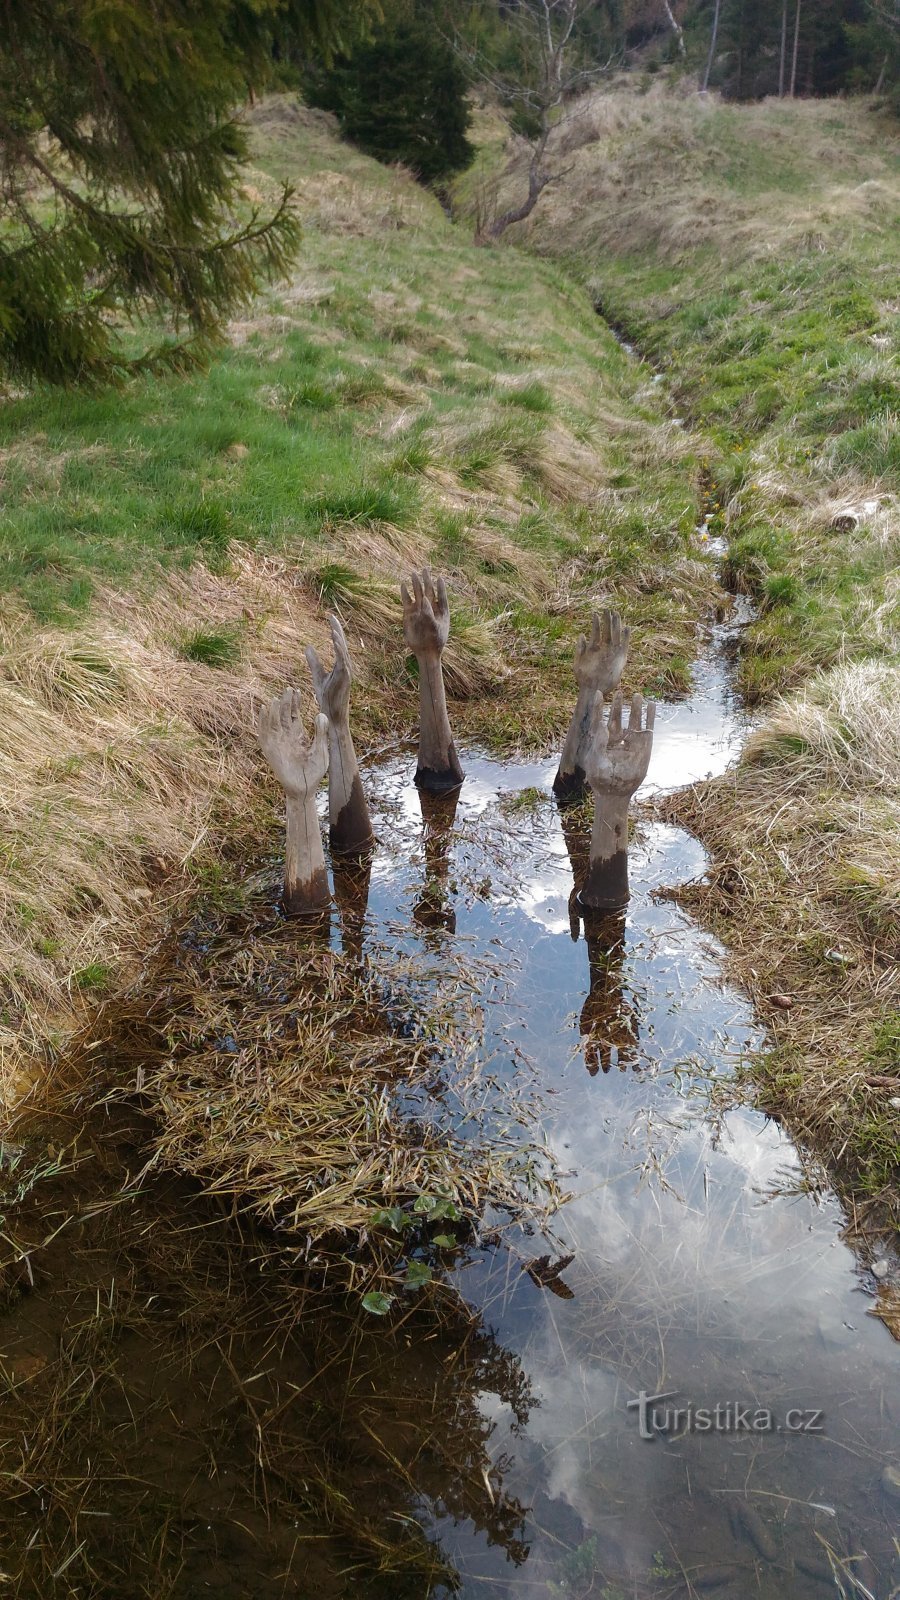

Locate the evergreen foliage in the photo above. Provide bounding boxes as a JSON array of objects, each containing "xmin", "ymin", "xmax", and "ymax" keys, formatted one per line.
[
  {"xmin": 305, "ymin": 16, "xmax": 474, "ymax": 182},
  {"xmin": 0, "ymin": 0, "xmax": 379, "ymax": 386}
]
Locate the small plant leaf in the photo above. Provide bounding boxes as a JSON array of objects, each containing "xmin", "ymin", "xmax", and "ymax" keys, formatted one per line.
[
  {"xmin": 362, "ymin": 1291, "xmax": 395, "ymax": 1316},
  {"xmin": 413, "ymin": 1194, "xmax": 460, "ymax": 1221},
  {"xmin": 369, "ymin": 1205, "xmax": 409, "ymax": 1232},
  {"xmin": 403, "ymin": 1261, "xmax": 432, "ymax": 1289},
  {"xmin": 432, "ymin": 1233, "xmax": 456, "ymax": 1248}
]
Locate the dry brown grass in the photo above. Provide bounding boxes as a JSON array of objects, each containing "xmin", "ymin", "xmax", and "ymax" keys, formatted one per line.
[
  {"xmin": 0, "ymin": 526, "xmax": 709, "ymax": 1098},
  {"xmin": 483, "ymin": 77, "xmax": 900, "ymax": 265},
  {"xmin": 68, "ymin": 894, "xmax": 560, "ymax": 1291},
  {"xmin": 0, "ymin": 92, "xmax": 720, "ymax": 1101},
  {"xmin": 658, "ymin": 660, "xmax": 900, "ymax": 1232}
]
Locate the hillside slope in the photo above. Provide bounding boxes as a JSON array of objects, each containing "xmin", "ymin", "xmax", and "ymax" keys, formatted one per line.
[{"xmin": 0, "ymin": 97, "xmax": 714, "ymax": 1090}]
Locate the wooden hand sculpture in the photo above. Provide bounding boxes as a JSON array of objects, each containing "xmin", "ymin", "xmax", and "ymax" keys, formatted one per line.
[
  {"xmin": 554, "ymin": 609, "xmax": 631, "ymax": 802},
  {"xmin": 306, "ymin": 615, "xmax": 374, "ymax": 854},
  {"xmin": 401, "ymin": 567, "xmax": 464, "ymax": 793},
  {"xmin": 257, "ymin": 689, "xmax": 330, "ymax": 914},
  {"xmin": 580, "ymin": 690, "xmax": 655, "ymax": 912}
]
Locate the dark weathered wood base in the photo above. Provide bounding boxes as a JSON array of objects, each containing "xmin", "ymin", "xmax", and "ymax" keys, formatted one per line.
[
  {"xmin": 552, "ymin": 763, "xmax": 588, "ymax": 804},
  {"xmin": 282, "ymin": 866, "xmax": 331, "ymax": 916},
  {"xmin": 330, "ymin": 773, "xmax": 375, "ymax": 854},
  {"xmin": 415, "ymin": 743, "xmax": 464, "ymax": 793},
  {"xmin": 577, "ymin": 849, "xmax": 630, "ymax": 912}
]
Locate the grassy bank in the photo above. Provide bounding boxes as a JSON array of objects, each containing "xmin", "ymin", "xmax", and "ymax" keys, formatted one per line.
[
  {"xmin": 473, "ymin": 80, "xmax": 900, "ymax": 1228},
  {"xmin": 473, "ymin": 79, "xmax": 900, "ymax": 702},
  {"xmin": 0, "ymin": 101, "xmax": 715, "ymax": 1100}
]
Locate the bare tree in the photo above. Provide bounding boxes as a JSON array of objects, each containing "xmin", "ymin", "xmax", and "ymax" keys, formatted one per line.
[
  {"xmin": 660, "ymin": 0, "xmax": 686, "ymax": 57},
  {"xmin": 454, "ymin": 0, "xmax": 612, "ymax": 241},
  {"xmin": 702, "ymin": 0, "xmax": 723, "ymax": 91},
  {"xmin": 778, "ymin": 0, "xmax": 788, "ymax": 95},
  {"xmin": 869, "ymin": 0, "xmax": 900, "ymax": 89},
  {"xmin": 789, "ymin": 0, "xmax": 802, "ymax": 96}
]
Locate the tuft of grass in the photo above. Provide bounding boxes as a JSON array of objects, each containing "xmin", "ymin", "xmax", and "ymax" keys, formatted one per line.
[
  {"xmin": 174, "ymin": 500, "xmax": 232, "ymax": 553},
  {"xmin": 178, "ymin": 625, "xmax": 242, "ymax": 668},
  {"xmin": 71, "ymin": 962, "xmax": 111, "ymax": 992},
  {"xmin": 386, "ymin": 424, "xmax": 433, "ymax": 476},
  {"xmin": 454, "ymin": 415, "xmax": 544, "ymax": 487},
  {"xmin": 309, "ymin": 480, "xmax": 418, "ymax": 528},
  {"xmin": 499, "ymin": 379, "xmax": 554, "ymax": 414}
]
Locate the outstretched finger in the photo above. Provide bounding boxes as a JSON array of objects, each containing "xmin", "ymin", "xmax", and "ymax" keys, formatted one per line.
[
  {"xmin": 588, "ymin": 688, "xmax": 607, "ymax": 742},
  {"xmin": 411, "ymin": 570, "xmax": 425, "ymax": 608},
  {"xmin": 279, "ymin": 686, "xmax": 294, "ymax": 731},
  {"xmin": 422, "ymin": 566, "xmax": 435, "ymax": 604},
  {"xmin": 627, "ymin": 693, "xmax": 644, "ymax": 733},
  {"xmin": 290, "ymin": 688, "xmax": 303, "ymax": 723},
  {"xmin": 305, "ymin": 644, "xmax": 326, "ymax": 698},
  {"xmin": 574, "ymin": 632, "xmax": 587, "ymax": 665},
  {"xmin": 330, "ymin": 614, "xmax": 352, "ymax": 674},
  {"xmin": 590, "ymin": 611, "xmax": 603, "ymax": 649},
  {"xmin": 310, "ymin": 711, "xmax": 329, "ymax": 773},
  {"xmin": 256, "ymin": 698, "xmax": 271, "ymax": 741},
  {"xmin": 608, "ymin": 689, "xmax": 623, "ymax": 741},
  {"xmin": 434, "ymin": 574, "xmax": 449, "ymax": 619},
  {"xmin": 621, "ymin": 621, "xmax": 631, "ymax": 656},
  {"xmin": 400, "ymin": 579, "xmax": 413, "ymax": 611},
  {"xmin": 645, "ymin": 700, "xmax": 657, "ymax": 732}
]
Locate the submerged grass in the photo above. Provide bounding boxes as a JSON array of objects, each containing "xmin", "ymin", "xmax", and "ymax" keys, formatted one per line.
[
  {"xmin": 93, "ymin": 897, "xmax": 558, "ymax": 1274},
  {"xmin": 0, "ymin": 1101, "xmax": 535, "ymax": 1598}
]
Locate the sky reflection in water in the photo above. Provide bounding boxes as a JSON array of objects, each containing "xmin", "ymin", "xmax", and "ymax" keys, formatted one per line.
[{"xmin": 340, "ymin": 623, "xmax": 898, "ymax": 1598}]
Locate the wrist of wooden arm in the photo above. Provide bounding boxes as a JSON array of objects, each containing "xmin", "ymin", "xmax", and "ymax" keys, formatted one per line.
[
  {"xmin": 554, "ymin": 686, "xmax": 596, "ymax": 798},
  {"xmin": 415, "ymin": 653, "xmax": 463, "ymax": 791},
  {"xmin": 326, "ymin": 721, "xmax": 373, "ymax": 853},
  {"xmin": 579, "ymin": 792, "xmax": 631, "ymax": 911},
  {"xmin": 284, "ymin": 792, "xmax": 330, "ymax": 913}
]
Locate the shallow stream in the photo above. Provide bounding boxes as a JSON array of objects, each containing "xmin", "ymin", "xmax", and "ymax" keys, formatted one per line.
[{"xmin": 1, "ymin": 598, "xmax": 898, "ymax": 1597}]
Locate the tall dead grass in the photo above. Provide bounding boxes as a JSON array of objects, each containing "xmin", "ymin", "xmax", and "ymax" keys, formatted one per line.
[
  {"xmin": 489, "ymin": 78, "xmax": 899, "ymax": 265},
  {"xmin": 661, "ymin": 659, "xmax": 900, "ymax": 1231}
]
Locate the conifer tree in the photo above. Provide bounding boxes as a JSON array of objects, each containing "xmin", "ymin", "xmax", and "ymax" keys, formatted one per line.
[
  {"xmin": 305, "ymin": 15, "xmax": 473, "ymax": 183},
  {"xmin": 0, "ymin": 0, "xmax": 379, "ymax": 386}
]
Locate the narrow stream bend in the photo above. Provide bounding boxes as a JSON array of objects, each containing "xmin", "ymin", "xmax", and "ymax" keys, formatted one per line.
[{"xmin": 1, "ymin": 598, "xmax": 897, "ymax": 1598}]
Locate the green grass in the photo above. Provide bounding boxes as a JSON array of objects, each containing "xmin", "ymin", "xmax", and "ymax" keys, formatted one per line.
[
  {"xmin": 0, "ymin": 96, "xmax": 707, "ymax": 650},
  {"xmin": 477, "ymin": 83, "xmax": 900, "ymax": 701},
  {"xmin": 178, "ymin": 626, "xmax": 243, "ymax": 668}
]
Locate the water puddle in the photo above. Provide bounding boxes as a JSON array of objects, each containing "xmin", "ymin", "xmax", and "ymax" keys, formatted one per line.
[{"xmin": 1, "ymin": 603, "xmax": 897, "ymax": 1597}]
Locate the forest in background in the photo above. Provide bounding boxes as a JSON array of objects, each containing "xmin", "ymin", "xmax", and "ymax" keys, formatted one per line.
[{"xmin": 303, "ymin": 0, "xmax": 900, "ymax": 115}]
